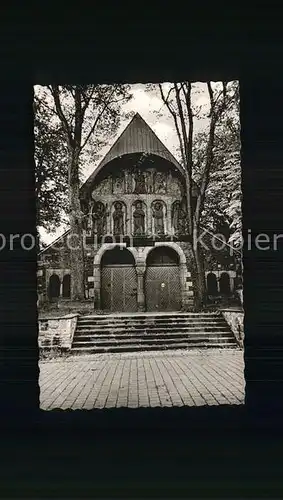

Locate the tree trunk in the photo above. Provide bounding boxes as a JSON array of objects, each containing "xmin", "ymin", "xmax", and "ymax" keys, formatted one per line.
[
  {"xmin": 185, "ymin": 180, "xmax": 206, "ymax": 310},
  {"xmin": 191, "ymin": 243, "xmax": 206, "ymax": 310},
  {"xmin": 68, "ymin": 152, "xmax": 85, "ymax": 301}
]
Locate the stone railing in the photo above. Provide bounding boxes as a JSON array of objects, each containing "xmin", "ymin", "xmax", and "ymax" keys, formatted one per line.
[
  {"xmin": 236, "ymin": 289, "xmax": 243, "ymax": 306},
  {"xmin": 220, "ymin": 308, "xmax": 244, "ymax": 348},
  {"xmin": 38, "ymin": 313, "xmax": 79, "ymax": 353}
]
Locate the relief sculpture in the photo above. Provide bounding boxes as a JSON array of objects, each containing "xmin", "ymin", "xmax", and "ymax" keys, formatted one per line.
[
  {"xmin": 133, "ymin": 201, "xmax": 145, "ymax": 236},
  {"xmin": 145, "ymin": 170, "xmax": 154, "ymax": 194},
  {"xmin": 124, "ymin": 170, "xmax": 132, "ymax": 194},
  {"xmin": 80, "ymin": 198, "xmax": 90, "ymax": 231},
  {"xmin": 172, "ymin": 201, "xmax": 186, "ymax": 235},
  {"xmin": 134, "ymin": 170, "xmax": 146, "ymax": 194},
  {"xmin": 168, "ymin": 176, "xmax": 181, "ymax": 196},
  {"xmin": 92, "ymin": 177, "xmax": 110, "ymax": 197},
  {"xmin": 92, "ymin": 201, "xmax": 107, "ymax": 236},
  {"xmin": 153, "ymin": 201, "xmax": 165, "ymax": 235},
  {"xmin": 113, "ymin": 175, "xmax": 124, "ymax": 194},
  {"xmin": 154, "ymin": 172, "xmax": 167, "ymax": 194},
  {"xmin": 113, "ymin": 201, "xmax": 124, "ymax": 235}
]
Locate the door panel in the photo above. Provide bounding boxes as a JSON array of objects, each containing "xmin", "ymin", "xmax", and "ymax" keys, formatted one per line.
[
  {"xmin": 101, "ymin": 265, "xmax": 138, "ymax": 312},
  {"xmin": 145, "ymin": 265, "xmax": 181, "ymax": 312}
]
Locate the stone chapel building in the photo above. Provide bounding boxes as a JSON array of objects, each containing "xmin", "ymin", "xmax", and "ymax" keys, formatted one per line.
[{"xmin": 37, "ymin": 113, "xmax": 238, "ymax": 313}]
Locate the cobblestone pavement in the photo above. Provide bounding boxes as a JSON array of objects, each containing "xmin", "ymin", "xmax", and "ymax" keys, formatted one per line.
[{"xmin": 39, "ymin": 348, "xmax": 245, "ymax": 410}]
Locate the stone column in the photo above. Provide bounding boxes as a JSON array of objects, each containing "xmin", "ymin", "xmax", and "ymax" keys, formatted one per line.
[
  {"xmin": 167, "ymin": 201, "xmax": 172, "ymax": 237},
  {"xmin": 59, "ymin": 279, "xmax": 63, "ymax": 298},
  {"xmin": 93, "ymin": 263, "xmax": 101, "ymax": 309},
  {"xmin": 217, "ymin": 272, "xmax": 221, "ymax": 293},
  {"xmin": 180, "ymin": 263, "xmax": 190, "ymax": 309},
  {"xmin": 136, "ymin": 266, "xmax": 146, "ymax": 312}
]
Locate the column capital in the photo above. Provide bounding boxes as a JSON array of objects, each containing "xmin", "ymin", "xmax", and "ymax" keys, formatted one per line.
[{"xmin": 136, "ymin": 266, "xmax": 146, "ymax": 276}]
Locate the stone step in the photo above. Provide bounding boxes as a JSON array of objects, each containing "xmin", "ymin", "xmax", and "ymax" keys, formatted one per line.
[
  {"xmin": 77, "ymin": 318, "xmax": 227, "ymax": 330},
  {"xmin": 76, "ymin": 320, "xmax": 228, "ymax": 327},
  {"xmin": 76, "ymin": 321, "xmax": 230, "ymax": 329},
  {"xmin": 74, "ymin": 331, "xmax": 234, "ymax": 341},
  {"xmin": 71, "ymin": 342, "xmax": 237, "ymax": 354},
  {"xmin": 77, "ymin": 319, "xmax": 227, "ymax": 326},
  {"xmin": 72, "ymin": 336, "xmax": 235, "ymax": 347},
  {"xmin": 79, "ymin": 313, "xmax": 221, "ymax": 322},
  {"xmin": 75, "ymin": 327, "xmax": 232, "ymax": 337},
  {"xmin": 72, "ymin": 312, "xmax": 236, "ymax": 354}
]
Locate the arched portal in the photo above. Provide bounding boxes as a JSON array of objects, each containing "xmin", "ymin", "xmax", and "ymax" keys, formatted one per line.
[
  {"xmin": 48, "ymin": 274, "xmax": 60, "ymax": 300},
  {"xmin": 101, "ymin": 247, "xmax": 138, "ymax": 312},
  {"xmin": 145, "ymin": 246, "xmax": 181, "ymax": 312},
  {"xmin": 219, "ymin": 272, "xmax": 231, "ymax": 295},
  {"xmin": 62, "ymin": 274, "xmax": 71, "ymax": 298},
  {"xmin": 207, "ymin": 272, "xmax": 218, "ymax": 296}
]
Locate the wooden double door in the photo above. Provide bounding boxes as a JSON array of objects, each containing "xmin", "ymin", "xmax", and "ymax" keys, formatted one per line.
[
  {"xmin": 101, "ymin": 264, "xmax": 138, "ymax": 312},
  {"xmin": 145, "ymin": 246, "xmax": 181, "ymax": 312},
  {"xmin": 145, "ymin": 264, "xmax": 181, "ymax": 312},
  {"xmin": 100, "ymin": 246, "xmax": 182, "ymax": 313}
]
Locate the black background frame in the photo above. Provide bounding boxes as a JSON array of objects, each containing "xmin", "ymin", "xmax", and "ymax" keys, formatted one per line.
[{"xmin": 1, "ymin": 5, "xmax": 283, "ymax": 497}]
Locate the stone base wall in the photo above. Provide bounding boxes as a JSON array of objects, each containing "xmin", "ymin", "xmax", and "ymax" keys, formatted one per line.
[
  {"xmin": 38, "ymin": 314, "xmax": 78, "ymax": 354},
  {"xmin": 221, "ymin": 309, "xmax": 244, "ymax": 347},
  {"xmin": 38, "ymin": 299, "xmax": 94, "ymax": 315}
]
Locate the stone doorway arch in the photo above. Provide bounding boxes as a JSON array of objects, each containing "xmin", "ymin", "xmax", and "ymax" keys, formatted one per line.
[
  {"xmin": 62, "ymin": 274, "xmax": 71, "ymax": 298},
  {"xmin": 48, "ymin": 274, "xmax": 60, "ymax": 300},
  {"xmin": 219, "ymin": 272, "xmax": 231, "ymax": 295},
  {"xmin": 100, "ymin": 246, "xmax": 138, "ymax": 312},
  {"xmin": 145, "ymin": 246, "xmax": 182, "ymax": 312}
]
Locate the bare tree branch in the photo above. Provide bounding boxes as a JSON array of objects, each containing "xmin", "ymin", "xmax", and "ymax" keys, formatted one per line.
[
  {"xmin": 80, "ymin": 88, "xmax": 116, "ymax": 151},
  {"xmin": 50, "ymin": 85, "xmax": 74, "ymax": 147},
  {"xmin": 35, "ymin": 95, "xmax": 59, "ymax": 119},
  {"xmin": 74, "ymin": 88, "xmax": 83, "ymax": 148},
  {"xmin": 174, "ymin": 83, "xmax": 188, "ymax": 163},
  {"xmin": 81, "ymin": 86, "xmax": 96, "ymax": 114},
  {"xmin": 180, "ymin": 82, "xmax": 194, "ymax": 173},
  {"xmin": 194, "ymin": 81, "xmax": 226, "ymax": 225},
  {"xmin": 158, "ymin": 83, "xmax": 186, "ymax": 166}
]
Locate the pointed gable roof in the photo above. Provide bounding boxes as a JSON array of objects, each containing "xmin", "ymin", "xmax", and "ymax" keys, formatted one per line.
[{"xmin": 80, "ymin": 113, "xmax": 184, "ymax": 195}]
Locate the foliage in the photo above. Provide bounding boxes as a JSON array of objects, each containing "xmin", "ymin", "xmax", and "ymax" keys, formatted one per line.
[
  {"xmin": 35, "ymin": 83, "xmax": 133, "ymax": 300},
  {"xmin": 155, "ymin": 80, "xmax": 240, "ymax": 308},
  {"xmin": 34, "ymin": 96, "xmax": 69, "ymax": 232},
  {"xmin": 35, "ymin": 84, "xmax": 133, "ymax": 231},
  {"xmin": 194, "ymin": 82, "xmax": 241, "ymax": 247}
]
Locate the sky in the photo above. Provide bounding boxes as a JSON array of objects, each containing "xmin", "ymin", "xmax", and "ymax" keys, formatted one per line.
[
  {"xmin": 37, "ymin": 82, "xmax": 220, "ymax": 245},
  {"xmin": 81, "ymin": 82, "xmax": 211, "ymax": 181}
]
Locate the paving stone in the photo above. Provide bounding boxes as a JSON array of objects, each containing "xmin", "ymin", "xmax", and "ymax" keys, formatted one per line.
[{"xmin": 39, "ymin": 348, "xmax": 245, "ymax": 410}]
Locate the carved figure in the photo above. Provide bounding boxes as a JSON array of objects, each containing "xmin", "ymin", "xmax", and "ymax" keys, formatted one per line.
[
  {"xmin": 93, "ymin": 177, "xmax": 110, "ymax": 197},
  {"xmin": 81, "ymin": 199, "xmax": 90, "ymax": 231},
  {"xmin": 172, "ymin": 201, "xmax": 186, "ymax": 234},
  {"xmin": 113, "ymin": 201, "xmax": 124, "ymax": 235},
  {"xmin": 113, "ymin": 176, "xmax": 124, "ymax": 194},
  {"xmin": 134, "ymin": 170, "xmax": 146, "ymax": 194},
  {"xmin": 125, "ymin": 170, "xmax": 132, "ymax": 194},
  {"xmin": 133, "ymin": 201, "xmax": 145, "ymax": 235},
  {"xmin": 168, "ymin": 177, "xmax": 181, "ymax": 196},
  {"xmin": 145, "ymin": 170, "xmax": 154, "ymax": 194},
  {"xmin": 153, "ymin": 201, "xmax": 164, "ymax": 234},
  {"xmin": 92, "ymin": 202, "xmax": 107, "ymax": 235},
  {"xmin": 154, "ymin": 172, "xmax": 167, "ymax": 194}
]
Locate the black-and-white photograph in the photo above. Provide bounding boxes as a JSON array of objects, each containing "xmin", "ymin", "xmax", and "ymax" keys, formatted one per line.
[{"xmin": 35, "ymin": 81, "xmax": 244, "ymax": 410}]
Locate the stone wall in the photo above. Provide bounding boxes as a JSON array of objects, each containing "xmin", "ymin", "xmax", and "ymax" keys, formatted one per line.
[
  {"xmin": 221, "ymin": 309, "xmax": 244, "ymax": 347},
  {"xmin": 38, "ymin": 314, "xmax": 78, "ymax": 354},
  {"xmin": 236, "ymin": 289, "xmax": 243, "ymax": 306}
]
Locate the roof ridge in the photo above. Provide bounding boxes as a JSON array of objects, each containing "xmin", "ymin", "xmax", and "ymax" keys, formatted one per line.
[{"xmin": 80, "ymin": 112, "xmax": 184, "ymax": 194}]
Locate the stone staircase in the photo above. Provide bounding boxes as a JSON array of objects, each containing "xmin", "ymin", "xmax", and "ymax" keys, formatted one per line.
[{"xmin": 71, "ymin": 312, "xmax": 238, "ymax": 354}]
